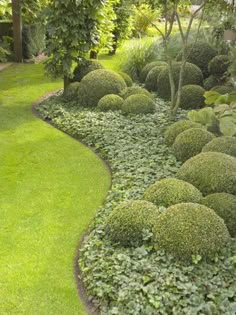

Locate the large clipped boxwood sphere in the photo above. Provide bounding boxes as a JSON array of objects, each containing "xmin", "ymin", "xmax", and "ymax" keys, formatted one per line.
[
  {"xmin": 202, "ymin": 136, "xmax": 236, "ymax": 158},
  {"xmin": 144, "ymin": 178, "xmax": 202, "ymax": 208},
  {"xmin": 105, "ymin": 200, "xmax": 160, "ymax": 247},
  {"xmin": 63, "ymin": 82, "xmax": 80, "ymax": 100},
  {"xmin": 157, "ymin": 62, "xmax": 203, "ymax": 99},
  {"xmin": 72, "ymin": 59, "xmax": 104, "ymax": 82},
  {"xmin": 145, "ymin": 65, "xmax": 167, "ymax": 92},
  {"xmin": 177, "ymin": 152, "xmax": 236, "ymax": 195},
  {"xmin": 140, "ymin": 61, "xmax": 166, "ymax": 83},
  {"xmin": 180, "ymin": 85, "xmax": 205, "ymax": 109},
  {"xmin": 153, "ymin": 203, "xmax": 230, "ymax": 260},
  {"xmin": 201, "ymin": 193, "xmax": 236, "ymax": 237},
  {"xmin": 97, "ymin": 94, "xmax": 124, "ymax": 112},
  {"xmin": 203, "ymin": 75, "xmax": 220, "ymax": 91},
  {"xmin": 120, "ymin": 86, "xmax": 152, "ymax": 99},
  {"xmin": 122, "ymin": 94, "xmax": 155, "ymax": 115},
  {"xmin": 118, "ymin": 72, "xmax": 133, "ymax": 87},
  {"xmin": 173, "ymin": 128, "xmax": 215, "ymax": 162},
  {"xmin": 179, "ymin": 42, "xmax": 217, "ymax": 77},
  {"xmin": 77, "ymin": 69, "xmax": 126, "ymax": 107},
  {"xmin": 208, "ymin": 55, "xmax": 230, "ymax": 77}
]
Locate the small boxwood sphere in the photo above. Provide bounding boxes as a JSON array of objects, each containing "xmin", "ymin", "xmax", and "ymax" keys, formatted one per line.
[
  {"xmin": 120, "ymin": 86, "xmax": 152, "ymax": 99},
  {"xmin": 202, "ymin": 136, "xmax": 236, "ymax": 158},
  {"xmin": 144, "ymin": 178, "xmax": 202, "ymax": 208},
  {"xmin": 164, "ymin": 120, "xmax": 202, "ymax": 147},
  {"xmin": 63, "ymin": 82, "xmax": 80, "ymax": 100},
  {"xmin": 145, "ymin": 65, "xmax": 167, "ymax": 92},
  {"xmin": 140, "ymin": 61, "xmax": 166, "ymax": 83},
  {"xmin": 173, "ymin": 128, "xmax": 215, "ymax": 162},
  {"xmin": 177, "ymin": 152, "xmax": 236, "ymax": 195},
  {"xmin": 77, "ymin": 69, "xmax": 126, "ymax": 107},
  {"xmin": 157, "ymin": 62, "xmax": 203, "ymax": 99},
  {"xmin": 201, "ymin": 193, "xmax": 236, "ymax": 237},
  {"xmin": 73, "ymin": 59, "xmax": 103, "ymax": 82},
  {"xmin": 208, "ymin": 55, "xmax": 230, "ymax": 77},
  {"xmin": 97, "ymin": 94, "xmax": 124, "ymax": 112},
  {"xmin": 153, "ymin": 203, "xmax": 230, "ymax": 260},
  {"xmin": 122, "ymin": 94, "xmax": 155, "ymax": 115},
  {"xmin": 211, "ymin": 85, "xmax": 235, "ymax": 94},
  {"xmin": 203, "ymin": 75, "xmax": 220, "ymax": 91},
  {"xmin": 180, "ymin": 84, "xmax": 205, "ymax": 109},
  {"xmin": 118, "ymin": 72, "xmax": 133, "ymax": 87},
  {"xmin": 105, "ymin": 200, "xmax": 161, "ymax": 247}
]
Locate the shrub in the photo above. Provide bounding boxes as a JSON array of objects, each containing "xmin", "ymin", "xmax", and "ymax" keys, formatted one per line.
[
  {"xmin": 105, "ymin": 200, "xmax": 160, "ymax": 246},
  {"xmin": 97, "ymin": 94, "xmax": 124, "ymax": 112},
  {"xmin": 173, "ymin": 128, "xmax": 215, "ymax": 162},
  {"xmin": 180, "ymin": 85, "xmax": 205, "ymax": 109},
  {"xmin": 211, "ymin": 85, "xmax": 235, "ymax": 94},
  {"xmin": 177, "ymin": 152, "xmax": 236, "ymax": 195},
  {"xmin": 120, "ymin": 86, "xmax": 152, "ymax": 99},
  {"xmin": 73, "ymin": 59, "xmax": 104, "ymax": 82},
  {"xmin": 22, "ymin": 24, "xmax": 46, "ymax": 59},
  {"xmin": 203, "ymin": 75, "xmax": 220, "ymax": 91},
  {"xmin": 118, "ymin": 72, "xmax": 133, "ymax": 87},
  {"xmin": 202, "ymin": 136, "xmax": 236, "ymax": 157},
  {"xmin": 144, "ymin": 178, "xmax": 202, "ymax": 207},
  {"xmin": 145, "ymin": 65, "xmax": 167, "ymax": 92},
  {"xmin": 208, "ymin": 55, "xmax": 230, "ymax": 77},
  {"xmin": 77, "ymin": 69, "xmax": 126, "ymax": 107},
  {"xmin": 157, "ymin": 62, "xmax": 203, "ymax": 99},
  {"xmin": 164, "ymin": 120, "xmax": 202, "ymax": 147},
  {"xmin": 140, "ymin": 61, "xmax": 166, "ymax": 83},
  {"xmin": 122, "ymin": 94, "xmax": 155, "ymax": 115},
  {"xmin": 153, "ymin": 203, "xmax": 230, "ymax": 260},
  {"xmin": 63, "ymin": 82, "xmax": 80, "ymax": 101},
  {"xmin": 201, "ymin": 193, "xmax": 236, "ymax": 237}
]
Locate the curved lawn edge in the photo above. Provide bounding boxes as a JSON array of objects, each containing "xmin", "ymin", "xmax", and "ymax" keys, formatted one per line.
[{"xmin": 33, "ymin": 92, "xmax": 112, "ymax": 315}]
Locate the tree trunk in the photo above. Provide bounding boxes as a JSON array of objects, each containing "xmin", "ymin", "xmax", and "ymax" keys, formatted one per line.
[
  {"xmin": 12, "ymin": 0, "xmax": 23, "ymax": 62},
  {"xmin": 90, "ymin": 50, "xmax": 97, "ymax": 59},
  {"xmin": 63, "ymin": 75, "xmax": 70, "ymax": 92}
]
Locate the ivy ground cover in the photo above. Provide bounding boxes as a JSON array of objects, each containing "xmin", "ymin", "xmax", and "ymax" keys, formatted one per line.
[{"xmin": 0, "ymin": 64, "xmax": 110, "ymax": 314}]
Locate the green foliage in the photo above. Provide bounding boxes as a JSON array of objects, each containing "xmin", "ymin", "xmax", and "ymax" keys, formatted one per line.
[
  {"xmin": 144, "ymin": 178, "xmax": 202, "ymax": 208},
  {"xmin": 145, "ymin": 64, "xmax": 167, "ymax": 92},
  {"xmin": 118, "ymin": 72, "xmax": 133, "ymax": 87},
  {"xmin": 63, "ymin": 82, "xmax": 80, "ymax": 101},
  {"xmin": 0, "ymin": 35, "xmax": 12, "ymax": 62},
  {"xmin": 177, "ymin": 152, "xmax": 236, "ymax": 195},
  {"xmin": 140, "ymin": 61, "xmax": 165, "ymax": 83},
  {"xmin": 204, "ymin": 75, "xmax": 220, "ymax": 91},
  {"xmin": 133, "ymin": 4, "xmax": 157, "ymax": 37},
  {"xmin": 201, "ymin": 193, "xmax": 236, "ymax": 237},
  {"xmin": 173, "ymin": 128, "xmax": 215, "ymax": 162},
  {"xmin": 97, "ymin": 94, "xmax": 124, "ymax": 112},
  {"xmin": 202, "ymin": 136, "xmax": 236, "ymax": 158},
  {"xmin": 120, "ymin": 86, "xmax": 152, "ymax": 99},
  {"xmin": 77, "ymin": 69, "xmax": 126, "ymax": 107},
  {"xmin": 106, "ymin": 200, "xmax": 160, "ymax": 247},
  {"xmin": 22, "ymin": 24, "xmax": 46, "ymax": 59},
  {"xmin": 187, "ymin": 107, "xmax": 219, "ymax": 133},
  {"xmin": 208, "ymin": 55, "xmax": 231, "ymax": 78},
  {"xmin": 212, "ymin": 85, "xmax": 235, "ymax": 94},
  {"xmin": 180, "ymin": 84, "xmax": 205, "ymax": 109},
  {"xmin": 122, "ymin": 94, "xmax": 155, "ymax": 115},
  {"xmin": 157, "ymin": 62, "xmax": 203, "ymax": 99},
  {"xmin": 72, "ymin": 60, "xmax": 104, "ymax": 82},
  {"xmin": 164, "ymin": 120, "xmax": 202, "ymax": 147},
  {"xmin": 153, "ymin": 203, "xmax": 230, "ymax": 260}
]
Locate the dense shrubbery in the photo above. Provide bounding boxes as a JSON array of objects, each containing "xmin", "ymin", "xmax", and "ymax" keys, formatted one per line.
[
  {"xmin": 164, "ymin": 120, "xmax": 202, "ymax": 147},
  {"xmin": 121, "ymin": 94, "xmax": 155, "ymax": 114},
  {"xmin": 144, "ymin": 178, "xmax": 202, "ymax": 207},
  {"xmin": 106, "ymin": 200, "xmax": 160, "ymax": 247},
  {"xmin": 211, "ymin": 85, "xmax": 235, "ymax": 94},
  {"xmin": 203, "ymin": 75, "xmax": 220, "ymax": 91},
  {"xmin": 145, "ymin": 65, "xmax": 167, "ymax": 92},
  {"xmin": 172, "ymin": 128, "xmax": 215, "ymax": 162},
  {"xmin": 118, "ymin": 72, "xmax": 133, "ymax": 87},
  {"xmin": 180, "ymin": 85, "xmax": 205, "ymax": 109},
  {"xmin": 63, "ymin": 82, "xmax": 80, "ymax": 101},
  {"xmin": 97, "ymin": 94, "xmax": 124, "ymax": 112},
  {"xmin": 22, "ymin": 24, "xmax": 46, "ymax": 59},
  {"xmin": 120, "ymin": 86, "xmax": 152, "ymax": 99},
  {"xmin": 153, "ymin": 203, "xmax": 230, "ymax": 260},
  {"xmin": 177, "ymin": 152, "xmax": 236, "ymax": 195},
  {"xmin": 202, "ymin": 136, "xmax": 236, "ymax": 157},
  {"xmin": 157, "ymin": 62, "xmax": 203, "ymax": 99},
  {"xmin": 77, "ymin": 69, "xmax": 126, "ymax": 107},
  {"xmin": 72, "ymin": 59, "xmax": 104, "ymax": 82},
  {"xmin": 140, "ymin": 61, "xmax": 166, "ymax": 83},
  {"xmin": 208, "ymin": 55, "xmax": 230, "ymax": 77},
  {"xmin": 201, "ymin": 193, "xmax": 236, "ymax": 237}
]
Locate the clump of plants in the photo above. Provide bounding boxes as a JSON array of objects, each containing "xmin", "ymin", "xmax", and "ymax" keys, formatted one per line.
[
  {"xmin": 118, "ymin": 72, "xmax": 133, "ymax": 87},
  {"xmin": 202, "ymin": 136, "xmax": 236, "ymax": 157},
  {"xmin": 208, "ymin": 55, "xmax": 231, "ymax": 78},
  {"xmin": 140, "ymin": 61, "xmax": 165, "ymax": 83},
  {"xmin": 145, "ymin": 64, "xmax": 167, "ymax": 92},
  {"xmin": 97, "ymin": 94, "xmax": 124, "ymax": 112},
  {"xmin": 72, "ymin": 59, "xmax": 104, "ymax": 82},
  {"xmin": 121, "ymin": 94, "xmax": 155, "ymax": 115},
  {"xmin": 179, "ymin": 85, "xmax": 205, "ymax": 109},
  {"xmin": 120, "ymin": 86, "xmax": 152, "ymax": 99}
]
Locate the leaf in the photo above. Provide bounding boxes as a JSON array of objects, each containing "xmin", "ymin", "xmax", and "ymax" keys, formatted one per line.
[
  {"xmin": 219, "ymin": 116, "xmax": 236, "ymax": 136},
  {"xmin": 204, "ymin": 91, "xmax": 221, "ymax": 105}
]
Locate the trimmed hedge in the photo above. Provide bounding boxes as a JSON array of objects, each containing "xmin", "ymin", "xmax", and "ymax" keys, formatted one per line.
[
  {"xmin": 202, "ymin": 136, "xmax": 236, "ymax": 158},
  {"xmin": 208, "ymin": 55, "xmax": 230, "ymax": 78},
  {"xmin": 157, "ymin": 62, "xmax": 203, "ymax": 99},
  {"xmin": 144, "ymin": 178, "xmax": 202, "ymax": 207},
  {"xmin": 203, "ymin": 75, "xmax": 220, "ymax": 91},
  {"xmin": 201, "ymin": 193, "xmax": 236, "ymax": 237},
  {"xmin": 77, "ymin": 69, "xmax": 126, "ymax": 107},
  {"xmin": 118, "ymin": 72, "xmax": 133, "ymax": 87},
  {"xmin": 153, "ymin": 203, "xmax": 230, "ymax": 260},
  {"xmin": 164, "ymin": 120, "xmax": 203, "ymax": 147},
  {"xmin": 173, "ymin": 128, "xmax": 215, "ymax": 162},
  {"xmin": 180, "ymin": 85, "xmax": 205, "ymax": 109},
  {"xmin": 106, "ymin": 200, "xmax": 160, "ymax": 247},
  {"xmin": 121, "ymin": 94, "xmax": 155, "ymax": 115},
  {"xmin": 145, "ymin": 65, "xmax": 167, "ymax": 92},
  {"xmin": 140, "ymin": 61, "xmax": 165, "ymax": 83},
  {"xmin": 97, "ymin": 94, "xmax": 124, "ymax": 112},
  {"xmin": 120, "ymin": 86, "xmax": 152, "ymax": 99},
  {"xmin": 177, "ymin": 152, "xmax": 236, "ymax": 195},
  {"xmin": 73, "ymin": 59, "xmax": 103, "ymax": 82}
]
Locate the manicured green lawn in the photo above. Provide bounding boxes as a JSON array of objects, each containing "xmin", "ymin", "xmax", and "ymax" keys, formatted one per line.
[{"xmin": 0, "ymin": 64, "xmax": 111, "ymax": 314}]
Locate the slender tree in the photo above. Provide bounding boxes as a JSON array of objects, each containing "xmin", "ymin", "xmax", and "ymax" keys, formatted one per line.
[{"xmin": 12, "ymin": 0, "xmax": 22, "ymax": 62}]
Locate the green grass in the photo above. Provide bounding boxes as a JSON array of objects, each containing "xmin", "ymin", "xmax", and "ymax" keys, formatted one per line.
[{"xmin": 0, "ymin": 64, "xmax": 111, "ymax": 314}]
